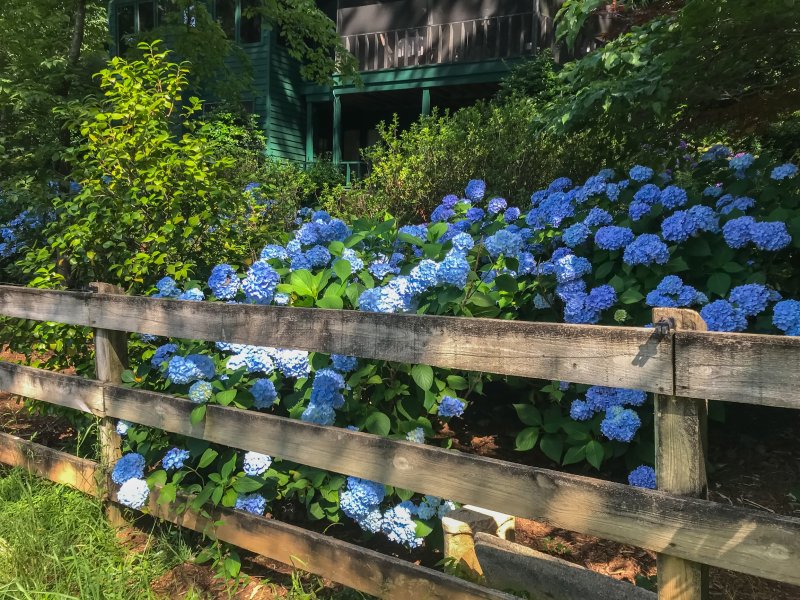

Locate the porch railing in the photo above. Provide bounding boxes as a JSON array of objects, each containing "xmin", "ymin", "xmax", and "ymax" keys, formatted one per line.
[{"xmin": 341, "ymin": 12, "xmax": 536, "ymax": 72}]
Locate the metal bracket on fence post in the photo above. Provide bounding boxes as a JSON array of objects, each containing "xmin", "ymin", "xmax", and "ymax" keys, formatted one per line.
[
  {"xmin": 90, "ymin": 282, "xmax": 129, "ymax": 528},
  {"xmin": 652, "ymin": 308, "xmax": 709, "ymax": 600}
]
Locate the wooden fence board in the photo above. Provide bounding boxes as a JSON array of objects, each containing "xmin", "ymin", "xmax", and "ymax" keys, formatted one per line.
[
  {"xmin": 674, "ymin": 331, "xmax": 800, "ymax": 408},
  {"xmin": 1, "ymin": 362, "xmax": 799, "ymax": 585},
  {"xmin": 0, "ymin": 434, "xmax": 512, "ymax": 600},
  {"xmin": 0, "ymin": 286, "xmax": 674, "ymax": 394},
  {"xmin": 0, "ymin": 361, "xmax": 104, "ymax": 415},
  {"xmin": 0, "ymin": 432, "xmax": 98, "ymax": 495}
]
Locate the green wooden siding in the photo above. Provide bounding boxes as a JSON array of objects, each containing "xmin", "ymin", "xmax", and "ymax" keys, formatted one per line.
[{"xmin": 266, "ymin": 39, "xmax": 307, "ymax": 162}]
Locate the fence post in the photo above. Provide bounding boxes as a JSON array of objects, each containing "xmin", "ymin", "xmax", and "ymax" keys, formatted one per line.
[
  {"xmin": 90, "ymin": 282, "xmax": 128, "ymax": 528},
  {"xmin": 653, "ymin": 308, "xmax": 709, "ymax": 600}
]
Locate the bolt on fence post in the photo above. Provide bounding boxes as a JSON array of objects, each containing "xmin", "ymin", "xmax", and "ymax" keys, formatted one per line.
[
  {"xmin": 652, "ymin": 308, "xmax": 709, "ymax": 600},
  {"xmin": 90, "ymin": 282, "xmax": 129, "ymax": 528}
]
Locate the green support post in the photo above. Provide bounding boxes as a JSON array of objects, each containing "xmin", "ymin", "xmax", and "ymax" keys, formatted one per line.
[
  {"xmin": 306, "ymin": 101, "xmax": 314, "ymax": 164},
  {"xmin": 422, "ymin": 88, "xmax": 431, "ymax": 116},
  {"xmin": 332, "ymin": 94, "xmax": 342, "ymax": 165}
]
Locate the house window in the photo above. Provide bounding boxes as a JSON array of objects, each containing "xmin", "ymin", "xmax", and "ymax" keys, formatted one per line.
[
  {"xmin": 240, "ymin": 0, "xmax": 262, "ymax": 44},
  {"xmin": 214, "ymin": 0, "xmax": 236, "ymax": 39},
  {"xmin": 138, "ymin": 2, "xmax": 155, "ymax": 31},
  {"xmin": 116, "ymin": 1, "xmax": 157, "ymax": 54}
]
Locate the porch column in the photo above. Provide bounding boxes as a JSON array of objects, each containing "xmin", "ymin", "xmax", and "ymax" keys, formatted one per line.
[
  {"xmin": 422, "ymin": 88, "xmax": 431, "ymax": 116},
  {"xmin": 332, "ymin": 94, "xmax": 342, "ymax": 165},
  {"xmin": 305, "ymin": 101, "xmax": 314, "ymax": 164}
]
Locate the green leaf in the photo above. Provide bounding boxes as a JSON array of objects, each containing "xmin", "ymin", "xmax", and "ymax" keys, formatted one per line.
[
  {"xmin": 722, "ymin": 262, "xmax": 745, "ymax": 274},
  {"xmin": 120, "ymin": 369, "xmax": 135, "ymax": 383},
  {"xmin": 290, "ymin": 269, "xmax": 315, "ymax": 297},
  {"xmin": 513, "ymin": 403, "xmax": 542, "ymax": 427},
  {"xmin": 468, "ymin": 291, "xmax": 496, "ymax": 307},
  {"xmin": 316, "ymin": 295, "xmax": 343, "ymax": 310},
  {"xmin": 157, "ymin": 483, "xmax": 177, "ymax": 505},
  {"xmin": 190, "ymin": 405, "xmax": 206, "ymax": 426},
  {"xmin": 414, "ymin": 519, "xmax": 434, "ymax": 537},
  {"xmin": 365, "ymin": 412, "xmax": 391, "ymax": 437},
  {"xmin": 446, "ymin": 375, "xmax": 469, "ymax": 390},
  {"xmin": 308, "ymin": 502, "xmax": 325, "ymax": 520},
  {"xmin": 494, "ymin": 274, "xmax": 518, "ymax": 294},
  {"xmin": 333, "ymin": 259, "xmax": 352, "ymax": 280},
  {"xmin": 220, "ymin": 452, "xmax": 237, "ymax": 480},
  {"xmin": 595, "ymin": 261, "xmax": 614, "ymax": 280},
  {"xmin": 619, "ymin": 288, "xmax": 644, "ymax": 304},
  {"xmin": 147, "ymin": 469, "xmax": 167, "ymax": 487},
  {"xmin": 411, "ymin": 364, "xmax": 434, "ymax": 390},
  {"xmin": 585, "ymin": 440, "xmax": 605, "ymax": 470},
  {"xmin": 395, "ymin": 487, "xmax": 414, "ymax": 501},
  {"xmin": 215, "ymin": 389, "xmax": 237, "ymax": 406},
  {"xmin": 562, "ymin": 445, "xmax": 586, "ymax": 466},
  {"xmin": 233, "ymin": 476, "xmax": 264, "ymax": 493},
  {"xmin": 514, "ymin": 426, "xmax": 540, "ymax": 451},
  {"xmin": 707, "ymin": 272, "xmax": 732, "ymax": 297},
  {"xmin": 197, "ymin": 448, "xmax": 218, "ymax": 469},
  {"xmin": 540, "ymin": 434, "xmax": 564, "ymax": 463},
  {"xmin": 224, "ymin": 555, "xmax": 241, "ymax": 578}
]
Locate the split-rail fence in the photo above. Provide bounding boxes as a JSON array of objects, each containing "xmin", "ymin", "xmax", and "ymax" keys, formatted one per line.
[{"xmin": 0, "ymin": 284, "xmax": 798, "ymax": 600}]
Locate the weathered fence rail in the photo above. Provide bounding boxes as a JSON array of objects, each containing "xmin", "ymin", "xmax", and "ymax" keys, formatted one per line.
[{"xmin": 0, "ymin": 284, "xmax": 799, "ymax": 599}]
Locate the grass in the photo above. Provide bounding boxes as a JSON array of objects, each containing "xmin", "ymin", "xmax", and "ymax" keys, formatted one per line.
[
  {"xmin": 0, "ymin": 468, "xmax": 370, "ymax": 599},
  {"xmin": 0, "ymin": 467, "xmax": 192, "ymax": 599}
]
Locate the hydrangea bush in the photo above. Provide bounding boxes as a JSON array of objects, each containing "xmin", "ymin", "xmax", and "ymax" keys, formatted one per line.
[{"xmin": 115, "ymin": 149, "xmax": 799, "ymax": 550}]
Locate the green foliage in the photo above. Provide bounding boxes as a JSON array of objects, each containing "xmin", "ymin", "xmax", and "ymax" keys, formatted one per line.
[
  {"xmin": 23, "ymin": 43, "xmax": 250, "ymax": 291},
  {"xmin": 0, "ymin": 468, "xmax": 192, "ymax": 598}
]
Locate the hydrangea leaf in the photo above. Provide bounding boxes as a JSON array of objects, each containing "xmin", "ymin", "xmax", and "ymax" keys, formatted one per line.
[
  {"xmin": 233, "ymin": 476, "xmax": 265, "ymax": 494},
  {"xmin": 190, "ymin": 405, "xmax": 206, "ymax": 426},
  {"xmin": 513, "ymin": 403, "xmax": 542, "ymax": 427},
  {"xmin": 562, "ymin": 445, "xmax": 586, "ymax": 466},
  {"xmin": 585, "ymin": 440, "xmax": 605, "ymax": 470},
  {"xmin": 316, "ymin": 296, "xmax": 344, "ymax": 310},
  {"xmin": 215, "ymin": 389, "xmax": 237, "ymax": 406},
  {"xmin": 707, "ymin": 272, "xmax": 732, "ymax": 297},
  {"xmin": 147, "ymin": 469, "xmax": 168, "ymax": 487},
  {"xmin": 157, "ymin": 482, "xmax": 177, "ymax": 505},
  {"xmin": 411, "ymin": 364, "xmax": 434, "ymax": 391},
  {"xmin": 514, "ymin": 426, "xmax": 539, "ymax": 451},
  {"xmin": 365, "ymin": 412, "xmax": 391, "ymax": 437},
  {"xmin": 540, "ymin": 434, "xmax": 564, "ymax": 463},
  {"xmin": 333, "ymin": 259, "xmax": 352, "ymax": 280},
  {"xmin": 414, "ymin": 520, "xmax": 434, "ymax": 538},
  {"xmin": 197, "ymin": 447, "xmax": 218, "ymax": 469}
]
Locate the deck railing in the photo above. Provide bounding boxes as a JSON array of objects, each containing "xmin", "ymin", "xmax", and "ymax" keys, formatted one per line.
[
  {"xmin": 341, "ymin": 12, "xmax": 537, "ymax": 72},
  {"xmin": 0, "ymin": 285, "xmax": 799, "ymax": 599}
]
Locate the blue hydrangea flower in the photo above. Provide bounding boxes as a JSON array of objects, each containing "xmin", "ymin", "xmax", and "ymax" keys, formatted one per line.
[
  {"xmin": 569, "ymin": 399, "xmax": 593, "ymax": 421},
  {"xmin": 437, "ymin": 251, "xmax": 470, "ymax": 289},
  {"xmin": 331, "ymin": 354, "xmax": 358, "ymax": 373},
  {"xmin": 301, "ymin": 402, "xmax": 336, "ymax": 425},
  {"xmin": 250, "ymin": 379, "xmax": 278, "ymax": 408},
  {"xmin": 628, "ymin": 465, "xmax": 656, "ymax": 489},
  {"xmin": 450, "ymin": 232, "xmax": 474, "ymax": 253},
  {"xmin": 112, "ymin": 453, "xmax": 145, "ymax": 485},
  {"xmin": 305, "ymin": 245, "xmax": 332, "ymax": 268},
  {"xmin": 554, "ymin": 254, "xmax": 592, "ymax": 283},
  {"xmin": 771, "ymin": 163, "xmax": 798, "ymax": 180},
  {"xmin": 503, "ymin": 207, "xmax": 521, "ymax": 223},
  {"xmin": 167, "ymin": 354, "xmax": 215, "ymax": 385},
  {"xmin": 309, "ymin": 368, "xmax": 346, "ymax": 409},
  {"xmin": 381, "ymin": 504, "xmax": 424, "ymax": 549},
  {"xmin": 430, "ymin": 205, "xmax": 455, "ymax": 222},
  {"xmin": 398, "ymin": 224, "xmax": 428, "ymax": 241},
  {"xmin": 628, "ymin": 201, "xmax": 652, "ymax": 221},
  {"xmin": 716, "ymin": 195, "xmax": 755, "ymax": 215},
  {"xmin": 659, "ymin": 186, "xmax": 688, "ymax": 209},
  {"xmin": 151, "ymin": 343, "xmax": 178, "ymax": 369},
  {"xmin": 586, "ymin": 285, "xmax": 617, "ymax": 311},
  {"xmin": 703, "ymin": 185, "xmax": 723, "ymax": 198},
  {"xmin": 368, "ymin": 256, "xmax": 401, "ymax": 280},
  {"xmin": 155, "ymin": 276, "xmax": 180, "ymax": 298},
  {"xmin": 701, "ymin": 300, "xmax": 747, "ymax": 332},
  {"xmin": 547, "ymin": 177, "xmax": 573, "ymax": 193},
  {"xmin": 562, "ymin": 223, "xmax": 590, "ymax": 247},
  {"xmin": 516, "ymin": 252, "xmax": 536, "ymax": 276},
  {"xmin": 115, "ymin": 420, "xmax": 132, "ymax": 436},
  {"xmin": 208, "ymin": 264, "xmax": 239, "ymax": 300},
  {"xmin": 701, "ymin": 144, "xmax": 731, "ymax": 161},
  {"xmin": 416, "ymin": 495, "xmax": 443, "ymax": 520},
  {"xmin": 438, "ymin": 395, "xmax": 465, "ymax": 418},
  {"xmin": 661, "ymin": 210, "xmax": 698, "ymax": 242},
  {"xmin": 605, "ymin": 183, "xmax": 620, "ymax": 201},
  {"xmin": 487, "ymin": 197, "xmax": 507, "ymax": 215},
  {"xmin": 773, "ymin": 300, "xmax": 800, "ymax": 335},
  {"xmin": 406, "ymin": 427, "xmax": 425, "ymax": 443},
  {"xmin": 722, "ymin": 216, "xmax": 755, "ymax": 249},
  {"xmin": 600, "ymin": 406, "xmax": 641, "ymax": 442},
  {"xmin": 751, "ymin": 221, "xmax": 791, "ymax": 251},
  {"xmin": 274, "ymin": 293, "xmax": 290, "ymax": 305},
  {"xmin": 163, "ymin": 448, "xmax": 190, "ymax": 471},
  {"xmin": 438, "ymin": 500, "xmax": 457, "ymax": 518},
  {"xmin": 484, "ymin": 229, "xmax": 523, "ymax": 258},
  {"xmin": 465, "ymin": 179, "xmax": 487, "ymax": 201},
  {"xmin": 465, "ymin": 207, "xmax": 485, "ymax": 223},
  {"xmin": 525, "ymin": 192, "xmax": 575, "ymax": 229},
  {"xmin": 272, "ymin": 349, "xmax": 310, "ymax": 379},
  {"xmin": 243, "ymin": 452, "xmax": 272, "ymax": 476},
  {"xmin": 337, "ymin": 248, "xmax": 364, "ymax": 273},
  {"xmin": 242, "ymin": 261, "xmax": 280, "ymax": 304},
  {"xmin": 235, "ymin": 493, "xmax": 267, "ymax": 515},
  {"xmin": 729, "ymin": 152, "xmax": 755, "ymax": 172},
  {"xmin": 441, "ymin": 194, "xmax": 460, "ymax": 208},
  {"xmin": 622, "ymin": 234, "xmax": 669, "ymax": 266},
  {"xmin": 340, "ymin": 477, "xmax": 385, "ymax": 523},
  {"xmin": 178, "ymin": 288, "xmax": 204, "ymax": 301},
  {"xmin": 594, "ymin": 226, "xmax": 634, "ymax": 251},
  {"xmin": 117, "ymin": 478, "xmax": 149, "ymax": 509},
  {"xmin": 408, "ymin": 259, "xmax": 439, "ymax": 292},
  {"xmin": 260, "ymin": 244, "xmax": 288, "ymax": 261},
  {"xmin": 687, "ymin": 205, "xmax": 719, "ymax": 233},
  {"xmin": 633, "ymin": 184, "xmax": 661, "ymax": 206},
  {"xmin": 646, "ymin": 276, "xmax": 703, "ymax": 308},
  {"xmin": 188, "ymin": 380, "xmax": 213, "ymax": 404},
  {"xmin": 584, "ymin": 208, "xmax": 612, "ymax": 227},
  {"xmin": 729, "ymin": 284, "xmax": 770, "ymax": 317},
  {"xmin": 629, "ymin": 165, "xmax": 654, "ymax": 182},
  {"xmin": 585, "ymin": 386, "xmax": 647, "ymax": 411}
]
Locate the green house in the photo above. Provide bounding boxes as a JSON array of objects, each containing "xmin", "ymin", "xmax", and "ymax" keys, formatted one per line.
[{"xmin": 108, "ymin": 1, "xmax": 575, "ymax": 175}]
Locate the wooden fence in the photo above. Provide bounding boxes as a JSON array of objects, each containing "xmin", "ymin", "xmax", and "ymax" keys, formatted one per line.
[{"xmin": 0, "ymin": 284, "xmax": 798, "ymax": 600}]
